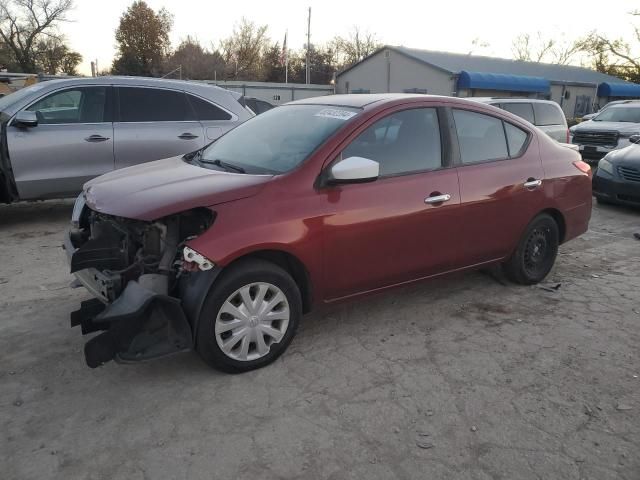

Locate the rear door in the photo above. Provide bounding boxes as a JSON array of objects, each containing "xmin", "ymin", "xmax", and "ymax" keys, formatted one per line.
[
  {"xmin": 7, "ymin": 85, "xmax": 114, "ymax": 200},
  {"xmin": 452, "ymin": 108, "xmax": 545, "ymax": 264},
  {"xmin": 322, "ymin": 106, "xmax": 463, "ymax": 300},
  {"xmin": 185, "ymin": 92, "xmax": 236, "ymax": 143},
  {"xmin": 114, "ymin": 86, "xmax": 205, "ymax": 170}
]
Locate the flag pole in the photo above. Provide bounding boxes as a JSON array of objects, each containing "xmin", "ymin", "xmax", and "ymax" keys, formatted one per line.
[{"xmin": 285, "ymin": 29, "xmax": 288, "ymax": 84}]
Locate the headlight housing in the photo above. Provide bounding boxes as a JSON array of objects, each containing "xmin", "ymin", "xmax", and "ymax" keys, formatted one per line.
[
  {"xmin": 598, "ymin": 158, "xmax": 614, "ymax": 176},
  {"xmin": 71, "ymin": 193, "xmax": 87, "ymax": 228}
]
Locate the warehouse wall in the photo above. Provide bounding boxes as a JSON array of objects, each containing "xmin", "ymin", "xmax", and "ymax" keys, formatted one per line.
[
  {"xmin": 336, "ymin": 49, "xmax": 454, "ymax": 96},
  {"xmin": 550, "ymin": 84, "xmax": 598, "ymax": 118},
  {"xmin": 457, "ymin": 88, "xmax": 539, "ymax": 98}
]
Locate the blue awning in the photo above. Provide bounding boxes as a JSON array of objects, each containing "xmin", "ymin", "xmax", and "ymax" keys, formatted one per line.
[
  {"xmin": 457, "ymin": 71, "xmax": 550, "ymax": 93},
  {"xmin": 597, "ymin": 82, "xmax": 640, "ymax": 98}
]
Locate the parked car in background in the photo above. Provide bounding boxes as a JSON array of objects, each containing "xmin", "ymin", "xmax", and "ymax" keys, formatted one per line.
[
  {"xmin": 570, "ymin": 103, "xmax": 640, "ymax": 166},
  {"xmin": 592, "ymin": 135, "xmax": 640, "ymax": 207},
  {"xmin": 0, "ymin": 77, "xmax": 253, "ymax": 203},
  {"xmin": 66, "ymin": 94, "xmax": 592, "ymax": 373},
  {"xmin": 581, "ymin": 99, "xmax": 640, "ymax": 121},
  {"xmin": 245, "ymin": 97, "xmax": 275, "ymax": 115},
  {"xmin": 472, "ymin": 98, "xmax": 569, "ymax": 143}
]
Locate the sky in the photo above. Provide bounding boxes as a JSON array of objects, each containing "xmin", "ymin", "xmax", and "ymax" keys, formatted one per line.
[{"xmin": 63, "ymin": 0, "xmax": 639, "ymax": 76}]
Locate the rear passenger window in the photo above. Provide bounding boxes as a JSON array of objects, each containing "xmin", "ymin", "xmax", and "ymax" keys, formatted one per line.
[
  {"xmin": 500, "ymin": 102, "xmax": 535, "ymax": 124},
  {"xmin": 342, "ymin": 108, "xmax": 441, "ymax": 176},
  {"xmin": 504, "ymin": 123, "xmax": 528, "ymax": 156},
  {"xmin": 533, "ymin": 103, "xmax": 565, "ymax": 126},
  {"xmin": 118, "ymin": 87, "xmax": 193, "ymax": 122},
  {"xmin": 453, "ymin": 109, "xmax": 508, "ymax": 164},
  {"xmin": 187, "ymin": 94, "xmax": 232, "ymax": 121}
]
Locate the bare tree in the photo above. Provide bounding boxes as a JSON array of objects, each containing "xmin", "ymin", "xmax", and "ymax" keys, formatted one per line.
[
  {"xmin": 220, "ymin": 18, "xmax": 269, "ymax": 80},
  {"xmin": 164, "ymin": 36, "xmax": 225, "ymax": 80},
  {"xmin": 512, "ymin": 31, "xmax": 581, "ymax": 65},
  {"xmin": 512, "ymin": 33, "xmax": 555, "ymax": 62},
  {"xmin": 35, "ymin": 35, "xmax": 80, "ymax": 74},
  {"xmin": 332, "ymin": 27, "xmax": 381, "ymax": 68},
  {"xmin": 578, "ymin": 12, "xmax": 640, "ymax": 83},
  {"xmin": 0, "ymin": 0, "xmax": 73, "ymax": 72},
  {"xmin": 468, "ymin": 37, "xmax": 490, "ymax": 55}
]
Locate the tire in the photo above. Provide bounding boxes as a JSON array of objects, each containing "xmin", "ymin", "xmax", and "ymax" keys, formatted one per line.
[
  {"xmin": 503, "ymin": 213, "xmax": 559, "ymax": 285},
  {"xmin": 196, "ymin": 258, "xmax": 302, "ymax": 373}
]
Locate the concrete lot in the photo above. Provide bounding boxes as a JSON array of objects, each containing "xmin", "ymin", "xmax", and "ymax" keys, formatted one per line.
[{"xmin": 1, "ymin": 199, "xmax": 639, "ymax": 480}]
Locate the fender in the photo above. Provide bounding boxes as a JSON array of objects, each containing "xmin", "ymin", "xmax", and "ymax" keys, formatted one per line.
[{"xmin": 179, "ymin": 268, "xmax": 223, "ymax": 344}]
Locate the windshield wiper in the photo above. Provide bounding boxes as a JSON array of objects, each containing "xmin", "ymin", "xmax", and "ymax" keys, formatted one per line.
[{"xmin": 200, "ymin": 158, "xmax": 246, "ymax": 173}]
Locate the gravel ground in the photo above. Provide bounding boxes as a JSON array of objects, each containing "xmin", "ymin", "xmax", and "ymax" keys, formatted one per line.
[{"xmin": 1, "ymin": 199, "xmax": 639, "ymax": 480}]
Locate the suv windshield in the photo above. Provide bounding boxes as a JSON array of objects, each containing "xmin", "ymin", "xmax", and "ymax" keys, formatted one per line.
[
  {"xmin": 593, "ymin": 106, "xmax": 640, "ymax": 123},
  {"xmin": 197, "ymin": 104, "xmax": 360, "ymax": 174}
]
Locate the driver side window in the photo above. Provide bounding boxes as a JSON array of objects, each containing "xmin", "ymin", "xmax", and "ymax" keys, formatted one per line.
[
  {"xmin": 342, "ymin": 108, "xmax": 442, "ymax": 176},
  {"xmin": 26, "ymin": 87, "xmax": 108, "ymax": 125}
]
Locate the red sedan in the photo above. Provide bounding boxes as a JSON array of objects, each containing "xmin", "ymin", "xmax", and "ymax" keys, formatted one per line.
[{"xmin": 66, "ymin": 94, "xmax": 592, "ymax": 372}]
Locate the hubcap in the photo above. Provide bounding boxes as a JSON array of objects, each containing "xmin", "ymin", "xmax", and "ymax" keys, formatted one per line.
[
  {"xmin": 524, "ymin": 228, "xmax": 551, "ymax": 275},
  {"xmin": 215, "ymin": 282, "xmax": 290, "ymax": 362}
]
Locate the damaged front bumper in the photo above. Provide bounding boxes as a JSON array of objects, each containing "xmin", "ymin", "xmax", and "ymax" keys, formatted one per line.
[
  {"xmin": 70, "ymin": 279, "xmax": 193, "ymax": 367},
  {"xmin": 65, "ymin": 195, "xmax": 218, "ymax": 368}
]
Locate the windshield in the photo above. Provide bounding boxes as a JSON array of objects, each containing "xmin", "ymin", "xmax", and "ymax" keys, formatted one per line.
[
  {"xmin": 197, "ymin": 104, "xmax": 360, "ymax": 174},
  {"xmin": 593, "ymin": 106, "xmax": 640, "ymax": 123}
]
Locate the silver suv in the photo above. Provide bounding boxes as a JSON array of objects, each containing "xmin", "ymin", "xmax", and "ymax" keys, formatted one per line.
[
  {"xmin": 472, "ymin": 98, "xmax": 569, "ymax": 143},
  {"xmin": 570, "ymin": 103, "xmax": 640, "ymax": 165},
  {"xmin": 0, "ymin": 77, "xmax": 253, "ymax": 203}
]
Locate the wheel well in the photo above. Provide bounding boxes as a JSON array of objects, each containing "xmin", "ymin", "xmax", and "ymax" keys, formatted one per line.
[
  {"xmin": 540, "ymin": 208, "xmax": 566, "ymax": 243},
  {"xmin": 227, "ymin": 250, "xmax": 313, "ymax": 313}
]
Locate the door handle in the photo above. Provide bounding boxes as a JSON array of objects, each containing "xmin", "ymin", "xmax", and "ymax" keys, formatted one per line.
[
  {"xmin": 178, "ymin": 132, "xmax": 199, "ymax": 140},
  {"xmin": 84, "ymin": 134, "xmax": 109, "ymax": 142},
  {"xmin": 524, "ymin": 178, "xmax": 542, "ymax": 188},
  {"xmin": 424, "ymin": 193, "xmax": 451, "ymax": 204}
]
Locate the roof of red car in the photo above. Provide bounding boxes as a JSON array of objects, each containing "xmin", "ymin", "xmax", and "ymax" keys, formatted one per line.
[{"xmin": 287, "ymin": 93, "xmax": 442, "ymax": 108}]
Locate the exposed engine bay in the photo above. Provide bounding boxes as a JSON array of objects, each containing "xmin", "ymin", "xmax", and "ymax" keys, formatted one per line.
[
  {"xmin": 65, "ymin": 198, "xmax": 217, "ymax": 368},
  {"xmin": 69, "ymin": 207, "xmax": 214, "ymax": 301}
]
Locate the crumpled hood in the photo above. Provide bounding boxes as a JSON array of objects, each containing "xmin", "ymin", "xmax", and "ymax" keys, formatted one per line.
[
  {"xmin": 84, "ymin": 156, "xmax": 273, "ymax": 221},
  {"xmin": 573, "ymin": 120, "xmax": 640, "ymax": 136}
]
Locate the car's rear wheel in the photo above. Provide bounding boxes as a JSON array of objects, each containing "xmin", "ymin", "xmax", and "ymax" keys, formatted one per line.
[
  {"xmin": 503, "ymin": 213, "xmax": 559, "ymax": 285},
  {"xmin": 196, "ymin": 259, "xmax": 301, "ymax": 373}
]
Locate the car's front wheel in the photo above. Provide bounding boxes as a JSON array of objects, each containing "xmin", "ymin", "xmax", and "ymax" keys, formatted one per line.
[
  {"xmin": 196, "ymin": 258, "xmax": 301, "ymax": 373},
  {"xmin": 503, "ymin": 213, "xmax": 559, "ymax": 285}
]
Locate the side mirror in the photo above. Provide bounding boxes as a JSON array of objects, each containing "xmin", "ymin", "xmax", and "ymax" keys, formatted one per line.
[
  {"xmin": 629, "ymin": 134, "xmax": 640, "ymax": 145},
  {"xmin": 14, "ymin": 110, "xmax": 38, "ymax": 128},
  {"xmin": 329, "ymin": 156, "xmax": 379, "ymax": 184}
]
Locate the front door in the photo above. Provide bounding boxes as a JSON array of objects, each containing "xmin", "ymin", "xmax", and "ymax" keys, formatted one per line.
[
  {"xmin": 322, "ymin": 106, "xmax": 463, "ymax": 300},
  {"xmin": 114, "ymin": 86, "xmax": 205, "ymax": 170},
  {"xmin": 7, "ymin": 86, "xmax": 114, "ymax": 200}
]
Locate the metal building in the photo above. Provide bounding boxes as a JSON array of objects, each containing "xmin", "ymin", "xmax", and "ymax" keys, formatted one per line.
[
  {"xmin": 336, "ymin": 46, "xmax": 640, "ymax": 118},
  {"xmin": 203, "ymin": 80, "xmax": 333, "ymax": 106}
]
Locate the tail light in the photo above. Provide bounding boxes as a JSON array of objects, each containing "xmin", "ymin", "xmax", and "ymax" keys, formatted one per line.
[{"xmin": 573, "ymin": 160, "xmax": 591, "ymax": 175}]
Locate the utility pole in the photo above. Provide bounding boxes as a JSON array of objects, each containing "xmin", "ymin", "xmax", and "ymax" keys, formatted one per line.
[{"xmin": 306, "ymin": 6, "xmax": 311, "ymax": 84}]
